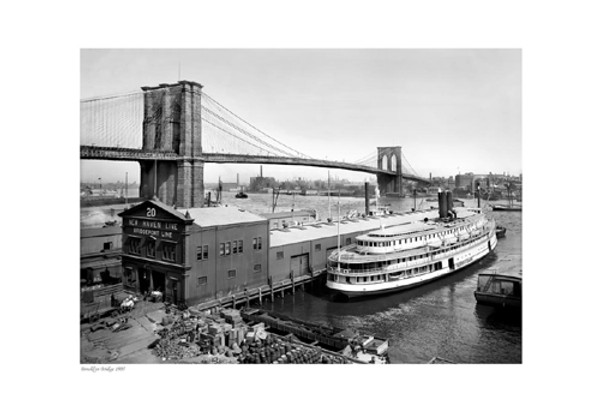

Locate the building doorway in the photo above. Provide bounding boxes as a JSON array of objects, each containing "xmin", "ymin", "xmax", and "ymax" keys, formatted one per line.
[
  {"xmin": 139, "ymin": 268, "xmax": 151, "ymax": 294},
  {"xmin": 152, "ymin": 270, "xmax": 166, "ymax": 294}
]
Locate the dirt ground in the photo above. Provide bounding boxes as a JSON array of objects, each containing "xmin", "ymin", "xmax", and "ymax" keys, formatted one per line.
[{"xmin": 80, "ymin": 300, "xmax": 166, "ymax": 364}]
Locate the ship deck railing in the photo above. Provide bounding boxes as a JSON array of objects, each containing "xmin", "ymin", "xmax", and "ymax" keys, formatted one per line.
[{"xmin": 328, "ymin": 231, "xmax": 492, "ymax": 277}]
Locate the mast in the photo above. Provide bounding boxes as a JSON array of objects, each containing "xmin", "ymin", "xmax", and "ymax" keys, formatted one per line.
[
  {"xmin": 125, "ymin": 171, "xmax": 128, "ymax": 205},
  {"xmin": 328, "ymin": 170, "xmax": 331, "ymax": 220},
  {"xmin": 337, "ymin": 189, "xmax": 341, "ymax": 264}
]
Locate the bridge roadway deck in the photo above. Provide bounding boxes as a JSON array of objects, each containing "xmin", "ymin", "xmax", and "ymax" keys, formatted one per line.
[{"xmin": 80, "ymin": 145, "xmax": 430, "ymax": 183}]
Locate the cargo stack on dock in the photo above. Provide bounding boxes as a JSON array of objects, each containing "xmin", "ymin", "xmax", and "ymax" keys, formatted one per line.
[{"xmin": 147, "ymin": 306, "xmax": 388, "ymax": 364}]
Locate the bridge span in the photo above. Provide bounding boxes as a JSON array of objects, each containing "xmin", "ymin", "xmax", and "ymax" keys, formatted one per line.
[{"xmin": 80, "ymin": 80, "xmax": 430, "ymax": 208}]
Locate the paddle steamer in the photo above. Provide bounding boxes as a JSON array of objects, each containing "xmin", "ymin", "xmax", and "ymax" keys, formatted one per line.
[{"xmin": 326, "ymin": 191, "xmax": 498, "ymax": 298}]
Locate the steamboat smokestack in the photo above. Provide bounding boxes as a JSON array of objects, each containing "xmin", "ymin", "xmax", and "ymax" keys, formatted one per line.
[
  {"xmin": 446, "ymin": 190, "xmax": 453, "ymax": 214},
  {"xmin": 438, "ymin": 189, "xmax": 447, "ymax": 219}
]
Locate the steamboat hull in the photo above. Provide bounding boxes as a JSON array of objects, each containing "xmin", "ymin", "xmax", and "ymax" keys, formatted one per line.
[{"xmin": 328, "ymin": 234, "xmax": 497, "ymax": 299}]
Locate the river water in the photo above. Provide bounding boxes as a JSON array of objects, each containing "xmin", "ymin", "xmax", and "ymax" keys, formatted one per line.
[{"xmin": 222, "ymin": 191, "xmax": 522, "ymax": 364}]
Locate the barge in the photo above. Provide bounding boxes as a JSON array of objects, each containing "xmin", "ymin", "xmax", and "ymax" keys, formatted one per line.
[{"xmin": 241, "ymin": 308, "xmax": 389, "ymax": 363}]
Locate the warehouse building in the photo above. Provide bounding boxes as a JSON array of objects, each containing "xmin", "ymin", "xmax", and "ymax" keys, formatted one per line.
[
  {"xmin": 119, "ymin": 200, "xmax": 269, "ymax": 306},
  {"xmin": 268, "ymin": 208, "xmax": 440, "ymax": 285}
]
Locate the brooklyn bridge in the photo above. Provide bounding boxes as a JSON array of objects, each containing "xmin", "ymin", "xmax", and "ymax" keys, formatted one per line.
[{"xmin": 80, "ymin": 80, "xmax": 431, "ymax": 208}]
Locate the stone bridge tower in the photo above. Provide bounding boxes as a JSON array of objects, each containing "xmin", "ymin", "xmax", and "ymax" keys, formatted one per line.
[
  {"xmin": 139, "ymin": 81, "xmax": 204, "ymax": 208},
  {"xmin": 376, "ymin": 146, "xmax": 403, "ymax": 196}
]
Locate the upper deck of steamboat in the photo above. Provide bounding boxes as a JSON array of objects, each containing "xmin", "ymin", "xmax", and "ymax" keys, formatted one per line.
[{"xmin": 331, "ymin": 208, "xmax": 491, "ymax": 263}]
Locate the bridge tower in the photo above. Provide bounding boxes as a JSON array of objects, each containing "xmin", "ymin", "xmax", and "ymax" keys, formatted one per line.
[
  {"xmin": 376, "ymin": 146, "xmax": 403, "ymax": 196},
  {"xmin": 139, "ymin": 81, "xmax": 204, "ymax": 208}
]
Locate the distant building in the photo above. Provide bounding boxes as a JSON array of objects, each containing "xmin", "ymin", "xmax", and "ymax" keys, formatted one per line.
[{"xmin": 80, "ymin": 225, "xmax": 123, "ymax": 287}]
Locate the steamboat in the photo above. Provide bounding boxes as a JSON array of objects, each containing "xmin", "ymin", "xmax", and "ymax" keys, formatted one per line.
[{"xmin": 326, "ymin": 190, "xmax": 498, "ymax": 298}]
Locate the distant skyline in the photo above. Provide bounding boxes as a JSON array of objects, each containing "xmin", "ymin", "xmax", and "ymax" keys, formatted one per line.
[{"xmin": 80, "ymin": 49, "xmax": 521, "ymax": 183}]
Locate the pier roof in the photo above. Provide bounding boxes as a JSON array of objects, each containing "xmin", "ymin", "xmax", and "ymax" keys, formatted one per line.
[
  {"xmin": 270, "ymin": 209, "xmax": 442, "ymax": 247},
  {"xmin": 181, "ymin": 206, "xmax": 267, "ymax": 227}
]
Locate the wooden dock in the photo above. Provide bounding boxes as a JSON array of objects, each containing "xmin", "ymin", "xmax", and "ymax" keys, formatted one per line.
[{"xmin": 192, "ymin": 270, "xmax": 325, "ymax": 312}]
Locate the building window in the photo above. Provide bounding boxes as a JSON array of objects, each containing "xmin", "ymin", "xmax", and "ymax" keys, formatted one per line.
[
  {"xmin": 146, "ymin": 239, "xmax": 156, "ymax": 258},
  {"xmin": 225, "ymin": 242, "xmax": 231, "ymax": 255},
  {"xmin": 276, "ymin": 251, "xmax": 284, "ymax": 260},
  {"xmin": 253, "ymin": 237, "xmax": 262, "ymax": 250},
  {"xmin": 258, "ymin": 237, "xmax": 262, "ymax": 250},
  {"xmin": 233, "ymin": 240, "xmax": 238, "ymax": 254},
  {"xmin": 197, "ymin": 276, "xmax": 207, "ymax": 286},
  {"xmin": 315, "ymin": 244, "xmax": 322, "ymax": 251},
  {"xmin": 238, "ymin": 240, "xmax": 243, "ymax": 253},
  {"xmin": 197, "ymin": 245, "xmax": 209, "ymax": 261},
  {"xmin": 103, "ymin": 242, "xmax": 113, "ymax": 251},
  {"xmin": 219, "ymin": 243, "xmax": 225, "ymax": 256},
  {"xmin": 253, "ymin": 264, "xmax": 262, "ymax": 273},
  {"xmin": 253, "ymin": 238, "xmax": 257, "ymax": 249},
  {"xmin": 227, "ymin": 269, "xmax": 236, "ymax": 279},
  {"xmin": 162, "ymin": 243, "xmax": 176, "ymax": 262},
  {"xmin": 345, "ymin": 238, "xmax": 352, "ymax": 245},
  {"xmin": 128, "ymin": 237, "xmax": 141, "ymax": 255}
]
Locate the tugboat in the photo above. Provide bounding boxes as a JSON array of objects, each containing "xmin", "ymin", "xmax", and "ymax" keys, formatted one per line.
[{"xmin": 235, "ymin": 187, "xmax": 248, "ymax": 199}]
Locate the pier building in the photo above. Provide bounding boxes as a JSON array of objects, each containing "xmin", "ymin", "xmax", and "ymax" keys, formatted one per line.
[{"xmin": 119, "ymin": 200, "xmax": 269, "ymax": 306}]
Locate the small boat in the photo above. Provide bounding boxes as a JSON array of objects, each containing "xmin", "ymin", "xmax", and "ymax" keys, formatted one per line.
[
  {"xmin": 474, "ymin": 269, "xmax": 521, "ymax": 309},
  {"xmin": 492, "ymin": 204, "xmax": 521, "ymax": 212},
  {"xmin": 495, "ymin": 225, "xmax": 507, "ymax": 238},
  {"xmin": 235, "ymin": 187, "xmax": 248, "ymax": 199}
]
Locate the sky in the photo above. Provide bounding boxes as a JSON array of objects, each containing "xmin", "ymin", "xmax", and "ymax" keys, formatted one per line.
[{"xmin": 80, "ymin": 49, "xmax": 521, "ymax": 184}]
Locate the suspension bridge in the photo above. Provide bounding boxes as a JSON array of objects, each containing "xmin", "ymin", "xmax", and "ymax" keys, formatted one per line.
[{"xmin": 80, "ymin": 80, "xmax": 430, "ymax": 208}]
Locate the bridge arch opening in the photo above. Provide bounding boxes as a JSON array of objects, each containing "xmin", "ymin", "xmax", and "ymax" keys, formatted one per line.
[
  {"xmin": 381, "ymin": 154, "xmax": 388, "ymax": 171},
  {"xmin": 390, "ymin": 154, "xmax": 397, "ymax": 172}
]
